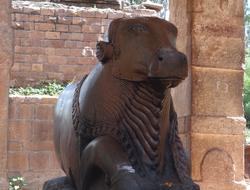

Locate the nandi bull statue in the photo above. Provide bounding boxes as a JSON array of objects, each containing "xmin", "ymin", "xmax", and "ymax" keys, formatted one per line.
[{"xmin": 43, "ymin": 17, "xmax": 200, "ymax": 190}]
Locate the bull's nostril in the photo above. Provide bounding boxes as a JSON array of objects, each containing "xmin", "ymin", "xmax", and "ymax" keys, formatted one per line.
[{"xmin": 158, "ymin": 56, "xmax": 163, "ymax": 61}]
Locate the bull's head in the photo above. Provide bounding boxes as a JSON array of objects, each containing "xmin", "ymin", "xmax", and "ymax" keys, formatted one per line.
[{"xmin": 96, "ymin": 17, "xmax": 187, "ymax": 87}]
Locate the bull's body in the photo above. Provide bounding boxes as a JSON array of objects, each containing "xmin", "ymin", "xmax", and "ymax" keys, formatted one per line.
[{"xmin": 44, "ymin": 17, "xmax": 200, "ymax": 190}]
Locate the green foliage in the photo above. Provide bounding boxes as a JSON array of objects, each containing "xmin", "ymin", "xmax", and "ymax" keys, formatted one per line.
[
  {"xmin": 246, "ymin": 128, "xmax": 250, "ymax": 144},
  {"xmin": 244, "ymin": 49, "xmax": 250, "ymax": 128},
  {"xmin": 246, "ymin": 0, "xmax": 250, "ymax": 47},
  {"xmin": 9, "ymin": 81, "xmax": 67, "ymax": 96},
  {"xmin": 9, "ymin": 176, "xmax": 27, "ymax": 190}
]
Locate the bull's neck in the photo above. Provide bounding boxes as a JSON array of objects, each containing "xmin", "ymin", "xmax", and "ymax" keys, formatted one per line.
[{"xmin": 120, "ymin": 82, "xmax": 171, "ymax": 177}]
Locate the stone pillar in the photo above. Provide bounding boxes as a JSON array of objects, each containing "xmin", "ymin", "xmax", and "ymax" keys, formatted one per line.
[
  {"xmin": 190, "ymin": 0, "xmax": 245, "ymax": 189},
  {"xmin": 0, "ymin": 0, "xmax": 13, "ymax": 188},
  {"xmin": 170, "ymin": 0, "xmax": 246, "ymax": 189}
]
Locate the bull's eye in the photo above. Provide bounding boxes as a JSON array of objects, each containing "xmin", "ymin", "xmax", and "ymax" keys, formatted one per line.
[{"xmin": 128, "ymin": 24, "xmax": 148, "ymax": 33}]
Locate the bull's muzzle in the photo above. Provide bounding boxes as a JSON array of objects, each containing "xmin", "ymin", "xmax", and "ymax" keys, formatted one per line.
[{"xmin": 148, "ymin": 48, "xmax": 188, "ymax": 81}]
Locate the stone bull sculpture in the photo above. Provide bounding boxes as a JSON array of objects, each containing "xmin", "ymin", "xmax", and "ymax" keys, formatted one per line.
[{"xmin": 43, "ymin": 17, "xmax": 200, "ymax": 190}]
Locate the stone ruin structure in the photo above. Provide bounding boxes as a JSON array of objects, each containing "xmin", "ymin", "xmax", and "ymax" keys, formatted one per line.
[{"xmin": 0, "ymin": 0, "xmax": 247, "ymax": 190}]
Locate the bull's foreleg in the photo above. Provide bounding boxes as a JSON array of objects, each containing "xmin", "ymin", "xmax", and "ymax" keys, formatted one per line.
[
  {"xmin": 43, "ymin": 176, "xmax": 75, "ymax": 190},
  {"xmin": 79, "ymin": 136, "xmax": 145, "ymax": 190}
]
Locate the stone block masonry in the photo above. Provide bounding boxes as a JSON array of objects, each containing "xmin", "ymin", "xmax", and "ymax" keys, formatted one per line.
[
  {"xmin": 8, "ymin": 96, "xmax": 64, "ymax": 190},
  {"xmin": 169, "ymin": 0, "xmax": 246, "ymax": 189},
  {"xmin": 11, "ymin": 1, "xmax": 156, "ymax": 87},
  {"xmin": 0, "ymin": 0, "xmax": 13, "ymax": 188}
]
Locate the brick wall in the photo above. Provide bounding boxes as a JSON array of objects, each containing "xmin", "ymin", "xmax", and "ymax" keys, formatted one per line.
[
  {"xmin": 8, "ymin": 96, "xmax": 63, "ymax": 190},
  {"xmin": 11, "ymin": 1, "xmax": 156, "ymax": 87}
]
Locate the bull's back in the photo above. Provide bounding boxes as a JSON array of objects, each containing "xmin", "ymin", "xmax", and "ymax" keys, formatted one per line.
[{"xmin": 54, "ymin": 83, "xmax": 80, "ymax": 180}]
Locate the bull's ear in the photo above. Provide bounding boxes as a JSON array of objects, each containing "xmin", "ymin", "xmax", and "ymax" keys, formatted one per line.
[{"xmin": 96, "ymin": 41, "xmax": 113, "ymax": 64}]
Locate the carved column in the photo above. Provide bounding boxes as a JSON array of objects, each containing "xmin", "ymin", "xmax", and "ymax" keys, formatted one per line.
[
  {"xmin": 0, "ymin": 0, "xmax": 13, "ymax": 188},
  {"xmin": 170, "ymin": 0, "xmax": 246, "ymax": 189}
]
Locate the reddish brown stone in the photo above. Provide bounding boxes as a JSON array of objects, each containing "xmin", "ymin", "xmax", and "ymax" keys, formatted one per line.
[
  {"xmin": 41, "ymin": 40, "xmax": 64, "ymax": 48},
  {"xmin": 55, "ymin": 24, "xmax": 69, "ymax": 32},
  {"xmin": 191, "ymin": 116, "xmax": 245, "ymax": 135},
  {"xmin": 43, "ymin": 64, "xmax": 59, "ymax": 72},
  {"xmin": 8, "ymin": 120, "xmax": 32, "ymax": 141},
  {"xmin": 69, "ymin": 25, "xmax": 81, "ymax": 33},
  {"xmin": 8, "ymin": 141, "xmax": 23, "ymax": 151},
  {"xmin": 192, "ymin": 67, "xmax": 244, "ymax": 117},
  {"xmin": 191, "ymin": 133, "xmax": 244, "ymax": 181},
  {"xmin": 24, "ymin": 141, "xmax": 54, "ymax": 151},
  {"xmin": 55, "ymin": 48, "xmax": 71, "ymax": 56},
  {"xmin": 8, "ymin": 152, "xmax": 29, "ymax": 171},
  {"xmin": 29, "ymin": 152, "xmax": 50, "ymax": 170},
  {"xmin": 35, "ymin": 23, "xmax": 55, "ymax": 31},
  {"xmin": 57, "ymin": 16, "xmax": 72, "ymax": 24},
  {"xmin": 17, "ymin": 104, "xmax": 35, "ymax": 120},
  {"xmin": 82, "ymin": 25, "xmax": 102, "ymax": 33},
  {"xmin": 32, "ymin": 64, "xmax": 43, "ymax": 72},
  {"xmin": 72, "ymin": 17, "xmax": 86, "ymax": 25},
  {"xmin": 192, "ymin": 36, "xmax": 244, "ymax": 70},
  {"xmin": 71, "ymin": 33, "xmax": 84, "ymax": 41},
  {"xmin": 45, "ymin": 31, "xmax": 60, "ymax": 40},
  {"xmin": 41, "ymin": 8, "xmax": 55, "ymax": 16},
  {"xmin": 48, "ymin": 56, "xmax": 67, "ymax": 65},
  {"xmin": 35, "ymin": 105, "xmax": 54, "ymax": 120},
  {"xmin": 32, "ymin": 120, "xmax": 53, "ymax": 141},
  {"xmin": 29, "ymin": 15, "xmax": 44, "ymax": 22}
]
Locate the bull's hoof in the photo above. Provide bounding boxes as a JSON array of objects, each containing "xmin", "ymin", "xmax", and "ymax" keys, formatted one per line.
[{"xmin": 43, "ymin": 176, "xmax": 75, "ymax": 190}]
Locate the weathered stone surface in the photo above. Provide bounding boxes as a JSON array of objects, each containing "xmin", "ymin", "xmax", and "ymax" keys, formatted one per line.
[
  {"xmin": 190, "ymin": 133, "xmax": 244, "ymax": 181},
  {"xmin": 192, "ymin": 20, "xmax": 244, "ymax": 38},
  {"xmin": 0, "ymin": 0, "xmax": 12, "ymax": 185},
  {"xmin": 191, "ymin": 116, "xmax": 245, "ymax": 135},
  {"xmin": 192, "ymin": 0, "xmax": 244, "ymax": 17},
  {"xmin": 0, "ymin": 122, "xmax": 8, "ymax": 186},
  {"xmin": 197, "ymin": 182, "xmax": 246, "ymax": 190},
  {"xmin": 201, "ymin": 148, "xmax": 234, "ymax": 182},
  {"xmin": 0, "ymin": 81, "xmax": 9, "ymax": 121},
  {"xmin": 192, "ymin": 36, "xmax": 244, "ymax": 69},
  {"xmin": 8, "ymin": 152, "xmax": 29, "ymax": 171},
  {"xmin": 192, "ymin": 66, "xmax": 244, "ymax": 116},
  {"xmin": 0, "ymin": 10, "xmax": 13, "ymax": 67}
]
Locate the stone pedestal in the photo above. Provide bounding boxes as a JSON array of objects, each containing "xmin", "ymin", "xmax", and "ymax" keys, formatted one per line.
[
  {"xmin": 0, "ymin": 0, "xmax": 13, "ymax": 188},
  {"xmin": 170, "ymin": 0, "xmax": 246, "ymax": 189}
]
